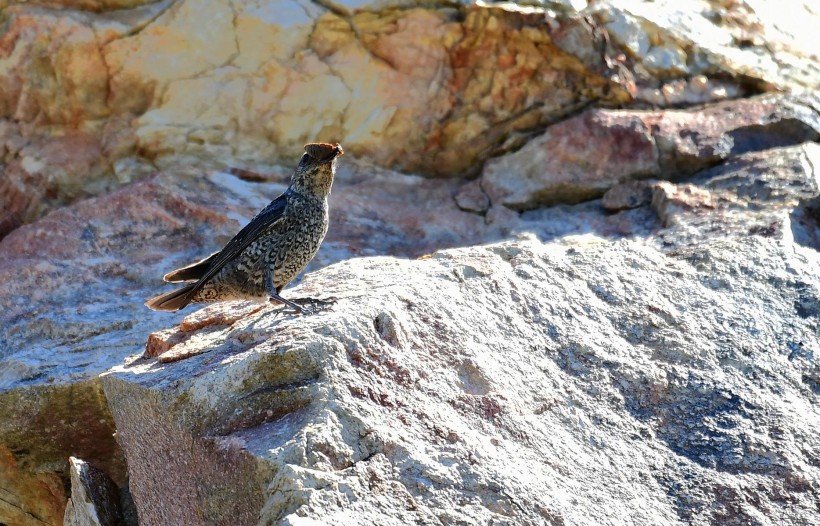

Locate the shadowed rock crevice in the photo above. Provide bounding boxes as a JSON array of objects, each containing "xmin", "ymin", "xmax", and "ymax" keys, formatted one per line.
[{"xmin": 0, "ymin": 380, "xmax": 127, "ymax": 526}]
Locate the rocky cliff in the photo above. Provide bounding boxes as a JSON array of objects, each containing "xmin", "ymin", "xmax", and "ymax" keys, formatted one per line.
[{"xmin": 0, "ymin": 0, "xmax": 818, "ymax": 525}]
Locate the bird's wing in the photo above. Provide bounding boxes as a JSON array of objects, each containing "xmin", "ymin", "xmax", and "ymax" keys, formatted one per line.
[{"xmin": 179, "ymin": 193, "xmax": 290, "ymax": 305}]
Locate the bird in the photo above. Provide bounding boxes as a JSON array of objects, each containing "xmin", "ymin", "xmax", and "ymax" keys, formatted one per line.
[{"xmin": 145, "ymin": 142, "xmax": 343, "ymax": 314}]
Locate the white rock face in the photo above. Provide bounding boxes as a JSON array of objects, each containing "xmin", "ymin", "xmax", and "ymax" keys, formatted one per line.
[{"xmin": 104, "ymin": 232, "xmax": 820, "ymax": 525}]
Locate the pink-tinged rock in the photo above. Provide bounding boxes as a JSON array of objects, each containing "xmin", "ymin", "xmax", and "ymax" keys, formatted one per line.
[
  {"xmin": 0, "ymin": 130, "xmax": 112, "ymax": 239},
  {"xmin": 455, "ymin": 179, "xmax": 491, "ymax": 213},
  {"xmin": 0, "ymin": 140, "xmax": 818, "ymax": 523},
  {"xmin": 482, "ymin": 109, "xmax": 660, "ymax": 210},
  {"xmin": 100, "ymin": 233, "xmax": 820, "ymax": 525},
  {"xmin": 0, "ymin": 167, "xmax": 257, "ymax": 525},
  {"xmin": 650, "ymin": 181, "xmax": 724, "ymax": 227},
  {"xmin": 482, "ymin": 94, "xmax": 819, "ymax": 211},
  {"xmin": 648, "ymin": 94, "xmax": 820, "ymax": 177},
  {"xmin": 145, "ymin": 302, "xmax": 266, "ymax": 361}
]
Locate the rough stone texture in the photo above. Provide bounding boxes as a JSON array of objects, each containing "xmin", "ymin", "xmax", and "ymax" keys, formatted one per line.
[
  {"xmin": 63, "ymin": 457, "xmax": 126, "ymax": 526},
  {"xmin": 0, "ymin": 1, "xmax": 818, "ymax": 523},
  {"xmin": 3, "ymin": 0, "xmax": 818, "ymax": 235},
  {"xmin": 96, "ymin": 118, "xmax": 820, "ymax": 526},
  {"xmin": 481, "ymin": 94, "xmax": 820, "ymax": 210},
  {"xmin": 0, "ymin": 380, "xmax": 126, "ymax": 526},
  {"xmin": 0, "ymin": 123, "xmax": 139, "ymax": 239},
  {"xmin": 113, "ymin": 1, "xmax": 626, "ymax": 176},
  {"xmin": 0, "ymin": 445, "xmax": 66, "ymax": 526},
  {"xmin": 0, "ymin": 155, "xmax": 585, "ymax": 523},
  {"xmin": 0, "ymin": 156, "xmax": 627, "ymax": 384},
  {"xmin": 481, "ymin": 108, "xmax": 661, "ymax": 209},
  {"xmin": 101, "ymin": 229, "xmax": 820, "ymax": 525},
  {"xmin": 0, "ymin": 118, "xmax": 817, "ymax": 523},
  {"xmin": 652, "ymin": 143, "xmax": 820, "ymax": 247},
  {"xmin": 594, "ymin": 0, "xmax": 820, "ymax": 94},
  {"xmin": 602, "ymin": 179, "xmax": 655, "ymax": 211}
]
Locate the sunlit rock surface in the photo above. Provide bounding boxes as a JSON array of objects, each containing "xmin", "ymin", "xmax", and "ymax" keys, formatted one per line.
[
  {"xmin": 0, "ymin": 0, "xmax": 818, "ymax": 524},
  {"xmin": 3, "ymin": 0, "xmax": 818, "ymax": 233},
  {"xmin": 104, "ymin": 233, "xmax": 819, "ymax": 525},
  {"xmin": 481, "ymin": 94, "xmax": 819, "ymax": 210}
]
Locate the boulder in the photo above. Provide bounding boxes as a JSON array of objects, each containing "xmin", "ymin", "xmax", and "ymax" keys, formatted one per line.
[
  {"xmin": 0, "ymin": 157, "xmax": 512, "ymax": 524},
  {"xmin": 0, "ymin": 381, "xmax": 123, "ymax": 526},
  {"xmin": 5, "ymin": 0, "xmax": 818, "ymax": 234},
  {"xmin": 0, "ymin": 137, "xmax": 817, "ymax": 524},
  {"xmin": 481, "ymin": 94, "xmax": 819, "ymax": 210},
  {"xmin": 0, "ymin": 1, "xmax": 818, "ymax": 522},
  {"xmin": 593, "ymin": 0, "xmax": 820, "ymax": 94},
  {"xmin": 651, "ymin": 143, "xmax": 820, "ymax": 247},
  {"xmin": 103, "ymin": 231, "xmax": 820, "ymax": 525}
]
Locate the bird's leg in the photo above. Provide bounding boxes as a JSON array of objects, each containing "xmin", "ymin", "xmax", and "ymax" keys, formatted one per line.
[
  {"xmin": 270, "ymin": 291, "xmax": 312, "ymax": 315},
  {"xmin": 265, "ymin": 268, "xmax": 310, "ymax": 315}
]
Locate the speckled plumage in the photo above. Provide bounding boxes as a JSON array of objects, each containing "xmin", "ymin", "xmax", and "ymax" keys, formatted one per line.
[{"xmin": 145, "ymin": 142, "xmax": 343, "ymax": 313}]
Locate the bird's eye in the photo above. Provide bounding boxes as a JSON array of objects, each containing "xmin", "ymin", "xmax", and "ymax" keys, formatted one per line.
[{"xmin": 300, "ymin": 153, "xmax": 310, "ymax": 163}]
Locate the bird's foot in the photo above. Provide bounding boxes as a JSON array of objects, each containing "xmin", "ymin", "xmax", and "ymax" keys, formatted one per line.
[
  {"xmin": 270, "ymin": 296, "xmax": 337, "ymax": 316},
  {"xmin": 290, "ymin": 296, "xmax": 338, "ymax": 315}
]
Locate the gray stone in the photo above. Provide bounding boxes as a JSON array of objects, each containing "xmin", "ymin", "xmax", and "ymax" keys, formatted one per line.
[
  {"xmin": 652, "ymin": 143, "xmax": 820, "ymax": 247},
  {"xmin": 481, "ymin": 94, "xmax": 819, "ymax": 211},
  {"xmin": 103, "ymin": 230, "xmax": 820, "ymax": 525},
  {"xmin": 63, "ymin": 457, "xmax": 125, "ymax": 526},
  {"xmin": 602, "ymin": 179, "xmax": 655, "ymax": 211}
]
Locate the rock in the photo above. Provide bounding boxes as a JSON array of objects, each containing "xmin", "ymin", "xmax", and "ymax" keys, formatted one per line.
[
  {"xmin": 454, "ymin": 179, "xmax": 491, "ymax": 213},
  {"xmin": 593, "ymin": 0, "xmax": 820, "ymax": 92},
  {"xmin": 0, "ymin": 155, "xmax": 508, "ymax": 521},
  {"xmin": 0, "ymin": 141, "xmax": 692, "ymax": 521},
  {"xmin": 650, "ymin": 94, "xmax": 820, "ymax": 177},
  {"xmin": 1, "ymin": 1, "xmax": 819, "ymax": 521},
  {"xmin": 0, "ymin": 1, "xmax": 632, "ymax": 235},
  {"xmin": 792, "ymin": 195, "xmax": 820, "ymax": 251},
  {"xmin": 0, "ymin": 128, "xmax": 127, "ymax": 239},
  {"xmin": 0, "ymin": 381, "xmax": 125, "ymax": 526},
  {"xmin": 0, "ymin": 6, "xmax": 110, "ymax": 125},
  {"xmin": 0, "ymin": 445, "xmax": 66, "ymax": 526},
  {"xmin": 651, "ymin": 143, "xmax": 820, "ymax": 246},
  {"xmin": 1, "ymin": 132, "xmax": 818, "ymax": 523},
  {"xmin": 63, "ymin": 457, "xmax": 126, "ymax": 526},
  {"xmin": 101, "ymin": 231, "xmax": 820, "ymax": 525},
  {"xmin": 2, "ymin": 0, "xmax": 817, "ymax": 237},
  {"xmin": 121, "ymin": 1, "xmax": 627, "ymax": 176},
  {"xmin": 481, "ymin": 94, "xmax": 820, "ymax": 211},
  {"xmin": 482, "ymin": 108, "xmax": 660, "ymax": 210},
  {"xmin": 602, "ymin": 179, "xmax": 655, "ymax": 211}
]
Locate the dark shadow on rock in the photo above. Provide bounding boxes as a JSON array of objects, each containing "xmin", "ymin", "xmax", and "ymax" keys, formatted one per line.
[{"xmin": 791, "ymin": 196, "xmax": 820, "ymax": 251}]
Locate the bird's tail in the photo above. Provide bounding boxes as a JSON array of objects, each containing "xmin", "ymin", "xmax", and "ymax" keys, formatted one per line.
[
  {"xmin": 145, "ymin": 284, "xmax": 196, "ymax": 312},
  {"xmin": 162, "ymin": 251, "xmax": 219, "ymax": 283}
]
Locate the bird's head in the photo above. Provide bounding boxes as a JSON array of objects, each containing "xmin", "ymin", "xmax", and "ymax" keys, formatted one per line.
[{"xmin": 291, "ymin": 142, "xmax": 343, "ymax": 198}]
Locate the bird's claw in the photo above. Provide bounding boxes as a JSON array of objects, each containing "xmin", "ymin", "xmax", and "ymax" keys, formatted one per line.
[{"xmin": 271, "ymin": 296, "xmax": 337, "ymax": 316}]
